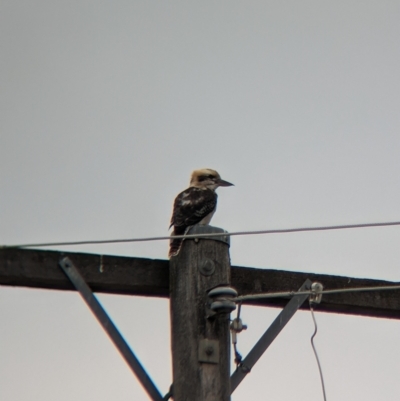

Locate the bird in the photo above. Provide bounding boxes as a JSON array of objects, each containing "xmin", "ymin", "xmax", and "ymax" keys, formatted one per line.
[{"xmin": 169, "ymin": 168, "xmax": 233, "ymax": 258}]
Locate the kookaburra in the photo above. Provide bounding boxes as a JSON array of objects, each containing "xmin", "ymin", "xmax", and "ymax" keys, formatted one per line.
[{"xmin": 169, "ymin": 168, "xmax": 233, "ymax": 258}]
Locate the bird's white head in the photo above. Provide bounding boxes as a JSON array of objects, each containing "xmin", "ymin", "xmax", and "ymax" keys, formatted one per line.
[{"xmin": 189, "ymin": 168, "xmax": 234, "ymax": 191}]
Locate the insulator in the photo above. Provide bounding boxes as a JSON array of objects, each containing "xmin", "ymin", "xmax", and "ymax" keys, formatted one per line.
[{"xmin": 207, "ymin": 286, "xmax": 238, "ymax": 314}]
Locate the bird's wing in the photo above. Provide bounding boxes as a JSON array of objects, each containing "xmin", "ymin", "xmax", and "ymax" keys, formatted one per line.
[{"xmin": 170, "ymin": 187, "xmax": 217, "ymax": 229}]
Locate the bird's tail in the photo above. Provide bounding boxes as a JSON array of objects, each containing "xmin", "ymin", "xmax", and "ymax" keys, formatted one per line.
[{"xmin": 169, "ymin": 226, "xmax": 189, "ymax": 258}]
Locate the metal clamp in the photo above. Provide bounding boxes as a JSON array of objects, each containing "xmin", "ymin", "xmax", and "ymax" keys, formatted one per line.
[
  {"xmin": 198, "ymin": 339, "xmax": 220, "ymax": 364},
  {"xmin": 187, "ymin": 225, "xmax": 230, "ymax": 246},
  {"xmin": 310, "ymin": 282, "xmax": 324, "ymax": 304},
  {"xmin": 230, "ymin": 317, "xmax": 247, "ymax": 344}
]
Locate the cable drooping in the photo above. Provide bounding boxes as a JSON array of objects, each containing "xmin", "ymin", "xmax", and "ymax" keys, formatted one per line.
[{"xmin": 310, "ymin": 301, "xmax": 327, "ymax": 401}]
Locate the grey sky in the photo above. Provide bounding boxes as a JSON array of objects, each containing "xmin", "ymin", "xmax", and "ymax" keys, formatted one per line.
[{"xmin": 1, "ymin": 1, "xmax": 400, "ymax": 400}]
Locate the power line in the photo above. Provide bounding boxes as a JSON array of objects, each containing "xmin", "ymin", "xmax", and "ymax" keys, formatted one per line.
[
  {"xmin": 235, "ymin": 284, "xmax": 400, "ymax": 302},
  {"xmin": 2, "ymin": 220, "xmax": 400, "ymax": 249}
]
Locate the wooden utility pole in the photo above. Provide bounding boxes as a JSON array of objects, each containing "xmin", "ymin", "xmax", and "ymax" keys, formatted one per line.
[
  {"xmin": 2, "ymin": 244, "xmax": 400, "ymax": 399},
  {"xmin": 169, "ymin": 226, "xmax": 232, "ymax": 401}
]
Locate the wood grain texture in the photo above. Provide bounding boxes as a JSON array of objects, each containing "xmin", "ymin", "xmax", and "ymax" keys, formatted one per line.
[
  {"xmin": 0, "ymin": 248, "xmax": 169, "ymax": 297},
  {"xmin": 1, "ymin": 248, "xmax": 400, "ymax": 319},
  {"xmin": 231, "ymin": 266, "xmax": 400, "ymax": 319},
  {"xmin": 169, "ymin": 238, "xmax": 231, "ymax": 401}
]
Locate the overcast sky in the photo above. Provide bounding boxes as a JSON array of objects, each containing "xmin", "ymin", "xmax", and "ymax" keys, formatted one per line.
[{"xmin": 1, "ymin": 1, "xmax": 400, "ymax": 400}]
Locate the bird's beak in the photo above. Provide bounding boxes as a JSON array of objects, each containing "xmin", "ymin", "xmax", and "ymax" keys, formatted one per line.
[{"xmin": 217, "ymin": 178, "xmax": 234, "ymax": 187}]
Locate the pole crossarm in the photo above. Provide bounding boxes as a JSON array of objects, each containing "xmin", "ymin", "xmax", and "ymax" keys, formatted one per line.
[
  {"xmin": 1, "ymin": 248, "xmax": 400, "ymax": 319},
  {"xmin": 0, "ymin": 248, "xmax": 169, "ymax": 297}
]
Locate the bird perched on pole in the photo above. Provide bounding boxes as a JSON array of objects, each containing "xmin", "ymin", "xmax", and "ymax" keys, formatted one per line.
[{"xmin": 169, "ymin": 168, "xmax": 234, "ymax": 258}]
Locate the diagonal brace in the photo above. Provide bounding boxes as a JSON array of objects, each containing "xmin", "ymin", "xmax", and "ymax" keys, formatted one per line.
[
  {"xmin": 230, "ymin": 279, "xmax": 312, "ymax": 394},
  {"xmin": 59, "ymin": 257, "xmax": 164, "ymax": 401}
]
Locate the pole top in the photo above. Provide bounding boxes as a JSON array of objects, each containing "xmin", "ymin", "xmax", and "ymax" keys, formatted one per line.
[{"xmin": 186, "ymin": 225, "xmax": 230, "ymax": 246}]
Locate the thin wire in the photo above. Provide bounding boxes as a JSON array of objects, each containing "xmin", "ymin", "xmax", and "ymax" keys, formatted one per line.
[
  {"xmin": 310, "ymin": 301, "xmax": 327, "ymax": 401},
  {"xmin": 234, "ymin": 284, "xmax": 400, "ymax": 302},
  {"xmin": 232, "ymin": 302, "xmax": 243, "ymax": 367},
  {"xmin": 2, "ymin": 220, "xmax": 400, "ymax": 249}
]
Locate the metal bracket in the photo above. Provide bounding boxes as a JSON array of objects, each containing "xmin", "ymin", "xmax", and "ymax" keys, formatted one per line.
[
  {"xmin": 198, "ymin": 339, "xmax": 220, "ymax": 364},
  {"xmin": 230, "ymin": 279, "xmax": 312, "ymax": 394},
  {"xmin": 59, "ymin": 257, "xmax": 164, "ymax": 401},
  {"xmin": 310, "ymin": 282, "xmax": 324, "ymax": 304},
  {"xmin": 187, "ymin": 225, "xmax": 230, "ymax": 246}
]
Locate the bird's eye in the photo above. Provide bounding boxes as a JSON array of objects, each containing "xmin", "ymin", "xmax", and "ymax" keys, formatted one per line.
[{"xmin": 208, "ymin": 174, "xmax": 215, "ymax": 179}]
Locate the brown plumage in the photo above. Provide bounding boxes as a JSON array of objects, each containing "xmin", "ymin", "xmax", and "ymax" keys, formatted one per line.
[{"xmin": 169, "ymin": 169, "xmax": 233, "ymax": 258}]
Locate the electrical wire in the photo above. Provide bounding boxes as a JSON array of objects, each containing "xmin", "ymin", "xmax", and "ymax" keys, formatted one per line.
[
  {"xmin": 309, "ymin": 301, "xmax": 327, "ymax": 401},
  {"xmin": 234, "ymin": 284, "xmax": 400, "ymax": 302},
  {"xmin": 2, "ymin": 217, "xmax": 398, "ymax": 399},
  {"xmin": 2, "ymin": 220, "xmax": 400, "ymax": 249},
  {"xmin": 2, "ymin": 220, "xmax": 398, "ymax": 401}
]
